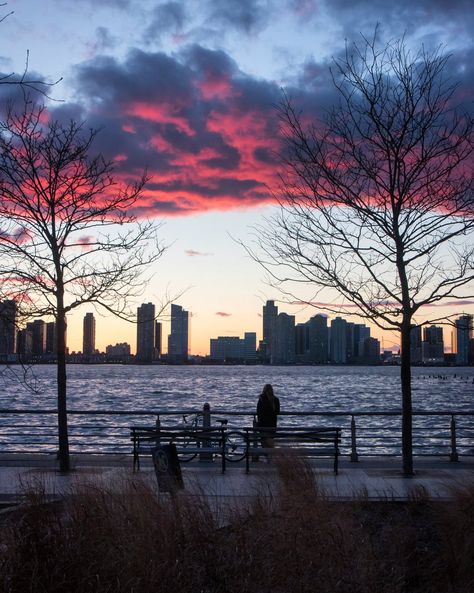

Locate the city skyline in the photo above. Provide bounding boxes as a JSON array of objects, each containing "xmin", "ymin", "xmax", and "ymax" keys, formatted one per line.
[
  {"xmin": 3, "ymin": 299, "xmax": 472, "ymax": 364},
  {"xmin": 0, "ymin": 1, "xmax": 473, "ymax": 354},
  {"xmin": 57, "ymin": 307, "xmax": 474, "ymax": 360}
]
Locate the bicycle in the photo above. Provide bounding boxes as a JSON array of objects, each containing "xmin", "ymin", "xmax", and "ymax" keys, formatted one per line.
[{"xmin": 177, "ymin": 412, "xmax": 246, "ymax": 463}]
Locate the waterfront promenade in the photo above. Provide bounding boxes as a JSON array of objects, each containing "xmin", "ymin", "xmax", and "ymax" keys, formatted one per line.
[{"xmin": 1, "ymin": 453, "xmax": 473, "ymax": 509}]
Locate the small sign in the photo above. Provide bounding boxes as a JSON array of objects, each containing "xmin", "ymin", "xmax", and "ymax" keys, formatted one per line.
[{"xmin": 151, "ymin": 444, "xmax": 184, "ymax": 492}]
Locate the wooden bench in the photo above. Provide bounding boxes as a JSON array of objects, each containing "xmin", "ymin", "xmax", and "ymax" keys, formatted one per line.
[
  {"xmin": 242, "ymin": 426, "xmax": 341, "ymax": 474},
  {"xmin": 130, "ymin": 425, "xmax": 228, "ymax": 473}
]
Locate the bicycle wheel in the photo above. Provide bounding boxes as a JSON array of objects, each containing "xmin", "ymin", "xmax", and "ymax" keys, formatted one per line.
[
  {"xmin": 224, "ymin": 431, "xmax": 246, "ymax": 462},
  {"xmin": 176, "ymin": 433, "xmax": 199, "ymax": 462}
]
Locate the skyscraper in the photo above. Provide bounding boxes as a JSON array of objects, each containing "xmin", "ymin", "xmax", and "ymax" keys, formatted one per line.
[
  {"xmin": 346, "ymin": 322, "xmax": 355, "ymax": 362},
  {"xmin": 82, "ymin": 312, "xmax": 96, "ymax": 356},
  {"xmin": 422, "ymin": 325, "xmax": 444, "ymax": 364},
  {"xmin": 30, "ymin": 320, "xmax": 46, "ymax": 356},
  {"xmin": 16, "ymin": 327, "xmax": 32, "ymax": 357},
  {"xmin": 136, "ymin": 302, "xmax": 156, "ymax": 363},
  {"xmin": 354, "ymin": 324, "xmax": 370, "ymax": 360},
  {"xmin": 0, "ymin": 300, "xmax": 17, "ymax": 356},
  {"xmin": 410, "ymin": 325, "xmax": 422, "ymax": 364},
  {"xmin": 455, "ymin": 314, "xmax": 473, "ymax": 365},
  {"xmin": 155, "ymin": 321, "xmax": 162, "ymax": 358},
  {"xmin": 167, "ymin": 304, "xmax": 189, "ymax": 363},
  {"xmin": 273, "ymin": 312, "xmax": 296, "ymax": 364},
  {"xmin": 308, "ymin": 314, "xmax": 328, "ymax": 364},
  {"xmin": 243, "ymin": 332, "xmax": 257, "ymax": 361},
  {"xmin": 45, "ymin": 321, "xmax": 56, "ymax": 355},
  {"xmin": 295, "ymin": 323, "xmax": 310, "ymax": 362},
  {"xmin": 363, "ymin": 337, "xmax": 381, "ymax": 364},
  {"xmin": 330, "ymin": 317, "xmax": 347, "ymax": 363},
  {"xmin": 262, "ymin": 300, "xmax": 278, "ymax": 363}
]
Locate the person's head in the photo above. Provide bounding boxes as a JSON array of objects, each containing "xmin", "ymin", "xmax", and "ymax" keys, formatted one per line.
[{"xmin": 262, "ymin": 383, "xmax": 274, "ymax": 399}]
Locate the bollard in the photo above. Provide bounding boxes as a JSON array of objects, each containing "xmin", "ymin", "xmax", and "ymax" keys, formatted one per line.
[
  {"xmin": 200, "ymin": 402, "xmax": 213, "ymax": 461},
  {"xmin": 350, "ymin": 415, "xmax": 359, "ymax": 462},
  {"xmin": 450, "ymin": 415, "xmax": 459, "ymax": 462}
]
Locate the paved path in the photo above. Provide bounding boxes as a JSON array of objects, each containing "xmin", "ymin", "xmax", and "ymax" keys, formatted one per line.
[{"xmin": 1, "ymin": 454, "xmax": 473, "ymax": 508}]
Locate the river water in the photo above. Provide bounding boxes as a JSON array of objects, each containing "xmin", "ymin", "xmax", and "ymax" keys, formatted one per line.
[
  {"xmin": 1, "ymin": 364, "xmax": 472, "ymax": 455},
  {"xmin": 2, "ymin": 364, "xmax": 473, "ymax": 412}
]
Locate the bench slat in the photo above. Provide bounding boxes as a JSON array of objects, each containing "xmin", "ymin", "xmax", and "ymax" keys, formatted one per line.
[
  {"xmin": 242, "ymin": 426, "xmax": 341, "ymax": 475},
  {"xmin": 130, "ymin": 425, "xmax": 342, "ymax": 476},
  {"xmin": 130, "ymin": 425, "xmax": 227, "ymax": 473}
]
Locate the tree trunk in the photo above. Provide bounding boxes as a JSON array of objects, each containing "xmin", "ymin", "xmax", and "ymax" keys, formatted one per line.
[
  {"xmin": 56, "ymin": 302, "xmax": 70, "ymax": 472},
  {"xmin": 400, "ymin": 320, "xmax": 413, "ymax": 475}
]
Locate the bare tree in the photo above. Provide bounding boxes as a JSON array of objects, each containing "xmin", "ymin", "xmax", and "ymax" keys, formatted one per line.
[
  {"xmin": 251, "ymin": 34, "xmax": 474, "ymax": 475},
  {"xmin": 0, "ymin": 103, "xmax": 166, "ymax": 472},
  {"xmin": 0, "ymin": 3, "xmax": 62, "ymax": 98}
]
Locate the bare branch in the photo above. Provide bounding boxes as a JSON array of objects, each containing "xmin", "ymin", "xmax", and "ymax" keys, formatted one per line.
[
  {"xmin": 246, "ymin": 30, "xmax": 474, "ymax": 475},
  {"xmin": 0, "ymin": 102, "xmax": 167, "ymax": 471}
]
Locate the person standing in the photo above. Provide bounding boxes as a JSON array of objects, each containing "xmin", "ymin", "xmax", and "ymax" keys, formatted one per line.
[{"xmin": 256, "ymin": 383, "xmax": 280, "ymax": 448}]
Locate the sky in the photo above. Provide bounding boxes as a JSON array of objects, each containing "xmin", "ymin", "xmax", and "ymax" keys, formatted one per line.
[{"xmin": 1, "ymin": 0, "xmax": 473, "ymax": 355}]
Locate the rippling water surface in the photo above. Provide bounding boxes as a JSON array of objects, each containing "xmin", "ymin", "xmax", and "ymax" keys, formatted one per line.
[
  {"xmin": 2, "ymin": 364, "xmax": 473, "ymax": 413},
  {"xmin": 1, "ymin": 364, "xmax": 473, "ymax": 455}
]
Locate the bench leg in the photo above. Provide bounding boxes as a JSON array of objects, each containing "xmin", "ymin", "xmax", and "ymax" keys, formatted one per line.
[
  {"xmin": 132, "ymin": 437, "xmax": 140, "ymax": 472},
  {"xmin": 133, "ymin": 451, "xmax": 140, "ymax": 472}
]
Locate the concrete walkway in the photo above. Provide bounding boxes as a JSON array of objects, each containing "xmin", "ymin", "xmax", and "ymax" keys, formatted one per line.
[{"xmin": 1, "ymin": 453, "xmax": 473, "ymax": 507}]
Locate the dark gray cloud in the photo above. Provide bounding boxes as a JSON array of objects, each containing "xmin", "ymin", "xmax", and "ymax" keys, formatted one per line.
[
  {"xmin": 9, "ymin": 0, "xmax": 472, "ymax": 219},
  {"xmin": 143, "ymin": 2, "xmax": 188, "ymax": 44},
  {"xmin": 57, "ymin": 44, "xmax": 281, "ymax": 215},
  {"xmin": 57, "ymin": 30, "xmax": 473, "ymax": 217},
  {"xmin": 323, "ymin": 0, "xmax": 474, "ymax": 45},
  {"xmin": 253, "ymin": 146, "xmax": 277, "ymax": 165},
  {"xmin": 94, "ymin": 27, "xmax": 118, "ymax": 52},
  {"xmin": 0, "ymin": 69, "xmax": 57, "ymax": 110},
  {"xmin": 74, "ymin": 49, "xmax": 195, "ymax": 107},
  {"xmin": 57, "ymin": 0, "xmax": 133, "ymax": 8},
  {"xmin": 204, "ymin": 0, "xmax": 271, "ymax": 34},
  {"xmin": 286, "ymin": 0, "xmax": 318, "ymax": 21}
]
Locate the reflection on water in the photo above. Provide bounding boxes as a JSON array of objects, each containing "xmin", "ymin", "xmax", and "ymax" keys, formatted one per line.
[
  {"xmin": 1, "ymin": 364, "xmax": 472, "ymax": 413},
  {"xmin": 1, "ymin": 365, "xmax": 472, "ymax": 456}
]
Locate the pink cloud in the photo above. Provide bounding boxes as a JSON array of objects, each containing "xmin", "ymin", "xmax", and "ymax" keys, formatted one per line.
[
  {"xmin": 216, "ymin": 311, "xmax": 232, "ymax": 317},
  {"xmin": 185, "ymin": 249, "xmax": 212, "ymax": 257},
  {"xmin": 125, "ymin": 101, "xmax": 195, "ymax": 137}
]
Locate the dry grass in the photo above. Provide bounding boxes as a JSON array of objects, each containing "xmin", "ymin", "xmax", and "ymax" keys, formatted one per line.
[{"xmin": 0, "ymin": 460, "xmax": 473, "ymax": 593}]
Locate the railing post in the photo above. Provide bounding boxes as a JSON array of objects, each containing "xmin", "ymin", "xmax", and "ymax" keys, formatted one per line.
[
  {"xmin": 155, "ymin": 414, "xmax": 161, "ymax": 445},
  {"xmin": 200, "ymin": 402, "xmax": 213, "ymax": 461},
  {"xmin": 252, "ymin": 414, "xmax": 259, "ymax": 462},
  {"xmin": 350, "ymin": 415, "xmax": 359, "ymax": 462},
  {"xmin": 450, "ymin": 414, "xmax": 459, "ymax": 462}
]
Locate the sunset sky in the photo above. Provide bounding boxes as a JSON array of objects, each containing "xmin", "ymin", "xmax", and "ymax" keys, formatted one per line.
[{"xmin": 1, "ymin": 0, "xmax": 473, "ymax": 354}]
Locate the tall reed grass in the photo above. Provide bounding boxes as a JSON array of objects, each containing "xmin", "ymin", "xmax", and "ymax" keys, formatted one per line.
[{"xmin": 0, "ymin": 456, "xmax": 472, "ymax": 593}]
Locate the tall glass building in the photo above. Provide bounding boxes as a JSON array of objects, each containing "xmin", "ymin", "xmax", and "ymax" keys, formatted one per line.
[
  {"xmin": 82, "ymin": 312, "xmax": 96, "ymax": 356},
  {"xmin": 167, "ymin": 304, "xmax": 189, "ymax": 363},
  {"xmin": 0, "ymin": 300, "xmax": 17, "ymax": 355},
  {"xmin": 262, "ymin": 300, "xmax": 278, "ymax": 363},
  {"xmin": 455, "ymin": 314, "xmax": 473, "ymax": 365},
  {"xmin": 136, "ymin": 302, "xmax": 157, "ymax": 363}
]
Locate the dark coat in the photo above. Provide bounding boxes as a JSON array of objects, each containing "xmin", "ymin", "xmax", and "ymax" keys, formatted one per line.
[{"xmin": 257, "ymin": 395, "xmax": 280, "ymax": 428}]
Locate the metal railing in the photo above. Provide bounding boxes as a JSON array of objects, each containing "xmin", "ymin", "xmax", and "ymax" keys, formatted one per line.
[{"xmin": 0, "ymin": 406, "xmax": 472, "ymax": 460}]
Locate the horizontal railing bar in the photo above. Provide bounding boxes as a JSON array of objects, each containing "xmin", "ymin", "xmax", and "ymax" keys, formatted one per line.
[
  {"xmin": 0, "ymin": 407, "xmax": 472, "ymax": 459},
  {"xmin": 1, "ymin": 408, "xmax": 473, "ymax": 416}
]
